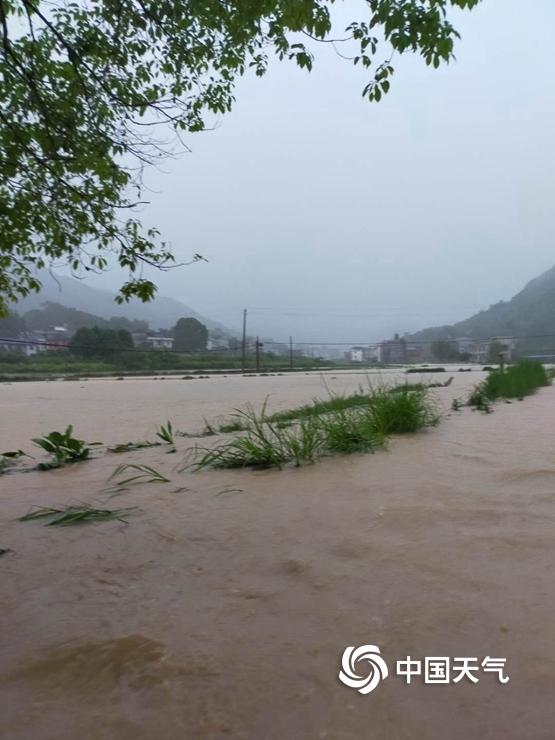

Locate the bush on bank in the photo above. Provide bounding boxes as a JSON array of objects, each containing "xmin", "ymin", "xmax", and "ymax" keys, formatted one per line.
[{"xmin": 468, "ymin": 361, "xmax": 550, "ymax": 409}]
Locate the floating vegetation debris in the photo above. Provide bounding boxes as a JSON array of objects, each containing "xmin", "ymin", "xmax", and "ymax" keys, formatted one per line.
[
  {"xmin": 201, "ymin": 420, "xmax": 218, "ymax": 436},
  {"xmin": 218, "ymin": 419, "xmax": 250, "ymax": 434},
  {"xmin": 215, "ymin": 487, "xmax": 244, "ymax": 496},
  {"xmin": 108, "ymin": 440, "xmax": 161, "ymax": 453},
  {"xmin": 0, "ymin": 457, "xmax": 11, "ymax": 474},
  {"xmin": 109, "ymin": 463, "xmax": 170, "ymax": 487},
  {"xmin": 1, "ymin": 449, "xmax": 29, "ymax": 459},
  {"xmin": 18, "ymin": 505, "xmax": 137, "ymax": 526},
  {"xmin": 387, "ymin": 382, "xmax": 425, "ymax": 393},
  {"xmin": 33, "ymin": 426, "xmax": 93, "ymax": 469}
]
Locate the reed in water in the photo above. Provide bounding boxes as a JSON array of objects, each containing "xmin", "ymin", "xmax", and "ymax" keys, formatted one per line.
[{"xmin": 190, "ymin": 385, "xmax": 440, "ymax": 470}]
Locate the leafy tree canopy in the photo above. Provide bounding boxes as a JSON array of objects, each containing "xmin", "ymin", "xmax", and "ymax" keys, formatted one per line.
[
  {"xmin": 1, "ymin": 0, "xmax": 480, "ymax": 314},
  {"xmin": 69, "ymin": 325, "xmax": 134, "ymax": 361},
  {"xmin": 173, "ymin": 317, "xmax": 208, "ymax": 352},
  {"xmin": 430, "ymin": 339, "xmax": 461, "ymax": 362}
]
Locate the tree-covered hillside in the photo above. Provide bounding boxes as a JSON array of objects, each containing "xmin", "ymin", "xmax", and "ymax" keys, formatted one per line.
[
  {"xmin": 410, "ymin": 265, "xmax": 555, "ymax": 355},
  {"xmin": 0, "ymin": 302, "xmax": 149, "ymax": 336},
  {"xmin": 23, "ymin": 303, "xmax": 149, "ymax": 334}
]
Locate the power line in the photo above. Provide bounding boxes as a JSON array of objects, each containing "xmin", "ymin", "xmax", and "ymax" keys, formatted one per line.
[
  {"xmin": 246, "ymin": 307, "xmax": 484, "ymax": 318},
  {"xmin": 0, "ymin": 337, "xmax": 255, "ymax": 355},
  {"xmin": 265, "ymin": 332, "xmax": 555, "ymax": 346},
  {"xmin": 3, "ymin": 331, "xmax": 555, "ymax": 353}
]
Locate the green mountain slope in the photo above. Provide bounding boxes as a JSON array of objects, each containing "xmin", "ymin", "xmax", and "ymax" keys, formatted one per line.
[
  {"xmin": 11, "ymin": 274, "xmax": 234, "ymax": 335},
  {"xmin": 410, "ymin": 265, "xmax": 555, "ymax": 354}
]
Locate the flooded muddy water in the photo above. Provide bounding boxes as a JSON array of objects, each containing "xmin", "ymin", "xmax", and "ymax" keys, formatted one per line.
[{"xmin": 1, "ymin": 369, "xmax": 554, "ymax": 739}]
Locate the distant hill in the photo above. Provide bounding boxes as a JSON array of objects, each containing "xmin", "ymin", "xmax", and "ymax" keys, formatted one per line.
[
  {"xmin": 410, "ymin": 265, "xmax": 555, "ymax": 354},
  {"xmin": 13, "ymin": 275, "xmax": 235, "ymax": 335},
  {"xmin": 18, "ymin": 302, "xmax": 150, "ymax": 335}
]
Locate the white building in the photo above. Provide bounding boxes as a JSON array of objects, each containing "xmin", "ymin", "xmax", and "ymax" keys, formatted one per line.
[
  {"xmin": 365, "ymin": 345, "xmax": 381, "ymax": 363},
  {"xmin": 454, "ymin": 337, "xmax": 475, "ymax": 355},
  {"xmin": 346, "ymin": 345, "xmax": 381, "ymax": 363},
  {"xmin": 453, "ymin": 336, "xmax": 516, "ymax": 363},
  {"xmin": 470, "ymin": 340, "xmax": 491, "ymax": 364},
  {"xmin": 491, "ymin": 336, "xmax": 516, "ymax": 360},
  {"xmin": 146, "ymin": 336, "xmax": 173, "ymax": 350},
  {"xmin": 0, "ymin": 337, "xmax": 38, "ymax": 356},
  {"xmin": 0, "ymin": 333, "xmax": 49, "ymax": 356},
  {"xmin": 348, "ymin": 347, "xmax": 365, "ymax": 362}
]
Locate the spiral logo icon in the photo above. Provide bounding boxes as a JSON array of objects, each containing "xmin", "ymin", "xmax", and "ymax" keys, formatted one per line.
[{"xmin": 338, "ymin": 645, "xmax": 389, "ymax": 694}]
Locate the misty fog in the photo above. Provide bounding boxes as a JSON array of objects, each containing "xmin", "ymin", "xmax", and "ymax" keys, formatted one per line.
[{"xmin": 74, "ymin": 0, "xmax": 555, "ymax": 342}]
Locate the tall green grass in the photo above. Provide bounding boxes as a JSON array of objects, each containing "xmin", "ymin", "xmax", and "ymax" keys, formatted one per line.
[
  {"xmin": 469, "ymin": 361, "xmax": 550, "ymax": 408},
  {"xmin": 190, "ymin": 404, "xmax": 323, "ymax": 469},
  {"xmin": 191, "ymin": 386, "xmax": 440, "ymax": 470},
  {"xmin": 156, "ymin": 420, "xmax": 174, "ymax": 444},
  {"xmin": 361, "ymin": 386, "xmax": 440, "ymax": 434},
  {"xmin": 318, "ymin": 409, "xmax": 386, "ymax": 454},
  {"xmin": 266, "ymin": 391, "xmax": 373, "ymax": 423}
]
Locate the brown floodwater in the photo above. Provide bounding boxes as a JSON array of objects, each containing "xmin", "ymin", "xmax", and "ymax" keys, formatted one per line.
[{"xmin": 1, "ymin": 369, "xmax": 554, "ymax": 739}]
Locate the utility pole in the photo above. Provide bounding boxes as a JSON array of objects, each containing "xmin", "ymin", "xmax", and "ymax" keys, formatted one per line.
[
  {"xmin": 255, "ymin": 336, "xmax": 263, "ymax": 372},
  {"xmin": 289, "ymin": 336, "xmax": 293, "ymax": 370},
  {"xmin": 241, "ymin": 309, "xmax": 247, "ymax": 372}
]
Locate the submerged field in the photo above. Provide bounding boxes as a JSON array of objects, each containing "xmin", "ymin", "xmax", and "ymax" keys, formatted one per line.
[
  {"xmin": 0, "ymin": 367, "xmax": 457, "ymax": 450},
  {"xmin": 1, "ymin": 368, "xmax": 554, "ymax": 739}
]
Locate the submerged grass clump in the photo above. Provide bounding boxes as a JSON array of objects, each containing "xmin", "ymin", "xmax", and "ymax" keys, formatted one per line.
[
  {"xmin": 18, "ymin": 505, "xmax": 136, "ymax": 526},
  {"xmin": 218, "ymin": 419, "xmax": 251, "ymax": 433},
  {"xmin": 33, "ymin": 425, "xmax": 93, "ymax": 469},
  {"xmin": 468, "ymin": 361, "xmax": 550, "ymax": 410},
  {"xmin": 267, "ymin": 392, "xmax": 372, "ymax": 423},
  {"xmin": 156, "ymin": 421, "xmax": 174, "ymax": 445},
  {"xmin": 318, "ymin": 409, "xmax": 386, "ymax": 454},
  {"xmin": 190, "ymin": 385, "xmax": 440, "ymax": 471},
  {"xmin": 467, "ymin": 386, "xmax": 493, "ymax": 413},
  {"xmin": 360, "ymin": 386, "xmax": 440, "ymax": 435},
  {"xmin": 190, "ymin": 404, "xmax": 323, "ymax": 470},
  {"xmin": 485, "ymin": 361, "xmax": 549, "ymax": 399},
  {"xmin": 387, "ymin": 382, "xmax": 425, "ymax": 393}
]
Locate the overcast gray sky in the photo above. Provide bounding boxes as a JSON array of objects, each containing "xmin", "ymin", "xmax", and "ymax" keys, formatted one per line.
[{"xmin": 86, "ymin": 0, "xmax": 555, "ymax": 342}]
